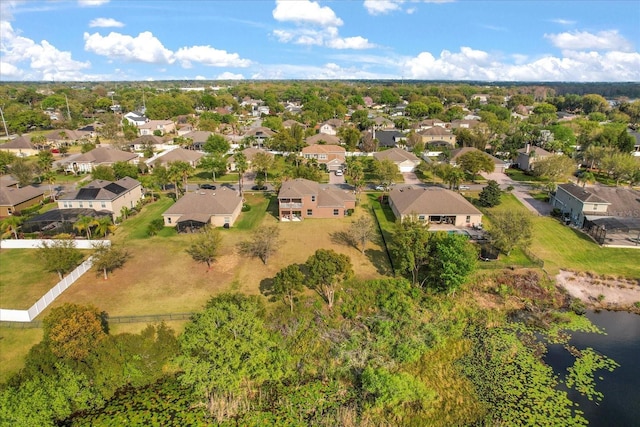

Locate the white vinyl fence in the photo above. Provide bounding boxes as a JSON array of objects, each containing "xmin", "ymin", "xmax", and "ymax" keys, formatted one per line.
[{"xmin": 0, "ymin": 239, "xmax": 109, "ymax": 322}]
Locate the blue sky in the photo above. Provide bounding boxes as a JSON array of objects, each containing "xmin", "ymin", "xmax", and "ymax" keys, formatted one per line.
[{"xmin": 1, "ymin": 0, "xmax": 639, "ymax": 82}]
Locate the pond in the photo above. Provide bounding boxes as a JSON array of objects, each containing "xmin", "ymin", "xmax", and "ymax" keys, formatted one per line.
[{"xmin": 545, "ymin": 310, "xmax": 640, "ymax": 426}]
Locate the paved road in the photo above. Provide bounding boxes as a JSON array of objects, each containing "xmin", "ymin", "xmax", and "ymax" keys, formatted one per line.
[{"xmin": 482, "ymin": 171, "xmax": 553, "ymax": 216}]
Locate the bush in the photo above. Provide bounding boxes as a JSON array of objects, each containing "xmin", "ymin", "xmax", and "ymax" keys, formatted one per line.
[
  {"xmin": 147, "ymin": 218, "xmax": 165, "ymax": 236},
  {"xmin": 569, "ymin": 298, "xmax": 586, "ymax": 315},
  {"xmin": 242, "ymin": 204, "xmax": 251, "ymax": 212}
]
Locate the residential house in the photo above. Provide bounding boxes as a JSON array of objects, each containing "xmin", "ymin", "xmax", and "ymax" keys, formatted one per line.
[
  {"xmin": 516, "ymin": 144, "xmax": 552, "ymax": 171},
  {"xmin": 77, "ymin": 122, "xmax": 102, "ymax": 138},
  {"xmin": 318, "ymin": 119, "xmax": 343, "ymax": 136},
  {"xmin": 415, "ymin": 119, "xmax": 446, "ymax": 130},
  {"xmin": 389, "ymin": 186, "xmax": 483, "ymax": 227},
  {"xmin": 45, "ymin": 129, "xmax": 91, "ymax": 146},
  {"xmin": 278, "ymin": 178, "xmax": 356, "ymax": 221},
  {"xmin": 176, "ymin": 124, "xmax": 195, "ymax": 136},
  {"xmin": 243, "ymin": 127, "xmax": 276, "ymax": 147},
  {"xmin": 372, "ymin": 116, "xmax": 394, "ymax": 130},
  {"xmin": 301, "ymin": 145, "xmax": 346, "ymax": 171},
  {"xmin": 373, "ymin": 147, "xmax": 421, "ymax": 173},
  {"xmin": 374, "ymin": 130, "xmax": 406, "ymax": 148},
  {"xmin": 59, "ymin": 147, "xmax": 138, "ymax": 174},
  {"xmin": 149, "ymin": 147, "xmax": 203, "ymax": 168},
  {"xmin": 630, "ymin": 131, "xmax": 640, "ymax": 157},
  {"xmin": 57, "ymin": 177, "xmax": 143, "ymax": 221},
  {"xmin": 0, "ymin": 136, "xmax": 39, "ymax": 157},
  {"xmin": 162, "ymin": 187, "xmax": 243, "ymax": 230},
  {"xmin": 129, "ymin": 135, "xmax": 165, "ymax": 152},
  {"xmin": 227, "ymin": 147, "xmax": 273, "ymax": 172},
  {"xmin": 305, "ymin": 133, "xmax": 341, "ymax": 146},
  {"xmin": 551, "ymin": 183, "xmax": 611, "ymax": 227},
  {"xmin": 0, "ymin": 185, "xmax": 45, "ymax": 217},
  {"xmin": 139, "ymin": 120, "xmax": 175, "ymax": 136},
  {"xmin": 180, "ymin": 130, "xmax": 213, "ymax": 150},
  {"xmin": 450, "ymin": 119, "xmax": 481, "ymax": 130},
  {"xmin": 449, "ymin": 147, "xmax": 509, "ymax": 173},
  {"xmin": 123, "ymin": 111, "xmax": 148, "ymax": 127},
  {"xmin": 283, "ymin": 119, "xmax": 306, "ymax": 130},
  {"xmin": 418, "ymin": 127, "xmax": 456, "ymax": 148}
]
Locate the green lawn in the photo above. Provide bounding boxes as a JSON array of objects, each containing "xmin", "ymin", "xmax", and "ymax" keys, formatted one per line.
[
  {"xmin": 233, "ymin": 193, "xmax": 270, "ymax": 230},
  {"xmin": 0, "ymin": 327, "xmax": 43, "ymax": 382},
  {"xmin": 0, "ymin": 249, "xmax": 60, "ymax": 309},
  {"xmin": 484, "ymin": 194, "xmax": 640, "ymax": 277},
  {"xmin": 115, "ymin": 196, "xmax": 175, "ymax": 240},
  {"xmin": 505, "ymin": 168, "xmax": 544, "ymax": 182}
]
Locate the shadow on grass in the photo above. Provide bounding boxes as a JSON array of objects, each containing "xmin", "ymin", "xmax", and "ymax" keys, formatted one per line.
[
  {"xmin": 259, "ymin": 277, "xmax": 276, "ymax": 302},
  {"xmin": 266, "ymin": 195, "xmax": 280, "ymax": 220},
  {"xmin": 330, "ymin": 230, "xmax": 357, "ymax": 250},
  {"xmin": 365, "ymin": 248, "xmax": 393, "ymax": 276}
]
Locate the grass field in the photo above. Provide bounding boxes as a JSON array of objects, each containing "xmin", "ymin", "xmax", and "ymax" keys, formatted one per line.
[
  {"xmin": 484, "ymin": 193, "xmax": 640, "ymax": 276},
  {"xmin": 0, "ymin": 327, "xmax": 42, "ymax": 383}
]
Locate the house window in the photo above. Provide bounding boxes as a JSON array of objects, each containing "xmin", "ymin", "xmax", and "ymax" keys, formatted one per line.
[
  {"xmin": 466, "ymin": 216, "xmax": 471, "ymax": 223},
  {"xmin": 78, "ymin": 202, "xmax": 83, "ymax": 208},
  {"xmin": 319, "ymin": 154, "xmax": 327, "ymax": 160},
  {"xmin": 418, "ymin": 215, "xmax": 426, "ymax": 221},
  {"xmin": 307, "ymin": 209, "xmax": 313, "ymax": 216},
  {"xmin": 333, "ymin": 209, "xmax": 339, "ymax": 216},
  {"xmin": 7, "ymin": 208, "xmax": 12, "ymax": 215},
  {"xmin": 101, "ymin": 202, "xmax": 106, "ymax": 208},
  {"xmin": 311, "ymin": 195, "xmax": 316, "ymax": 202},
  {"xmin": 88, "ymin": 202, "xmax": 93, "ymax": 208},
  {"xmin": 225, "ymin": 217, "xmax": 230, "ymax": 224},
  {"xmin": 167, "ymin": 217, "xmax": 172, "ymax": 224}
]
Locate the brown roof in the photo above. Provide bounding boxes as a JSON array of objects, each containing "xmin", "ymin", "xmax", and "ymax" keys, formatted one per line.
[
  {"xmin": 131, "ymin": 135, "xmax": 164, "ymax": 145},
  {"xmin": 418, "ymin": 127, "xmax": 452, "ymax": 136},
  {"xmin": 390, "ymin": 186, "xmax": 482, "ymax": 216},
  {"xmin": 0, "ymin": 185, "xmax": 44, "ymax": 207},
  {"xmin": 302, "ymin": 144, "xmax": 346, "ymax": 154},
  {"xmin": 517, "ymin": 145, "xmax": 552, "ymax": 157},
  {"xmin": 45, "ymin": 129, "xmax": 91, "ymax": 141},
  {"xmin": 305, "ymin": 134, "xmax": 341, "ymax": 145},
  {"xmin": 68, "ymin": 147, "xmax": 138, "ymax": 165},
  {"xmin": 373, "ymin": 147, "xmax": 420, "ymax": 163},
  {"xmin": 163, "ymin": 187, "xmax": 242, "ymax": 217},
  {"xmin": 244, "ymin": 127, "xmax": 276, "ymax": 138},
  {"xmin": 151, "ymin": 147, "xmax": 203, "ymax": 166},
  {"xmin": 0, "ymin": 136, "xmax": 36, "ymax": 150},
  {"xmin": 278, "ymin": 178, "xmax": 355, "ymax": 207},
  {"xmin": 60, "ymin": 177, "xmax": 140, "ymax": 202},
  {"xmin": 182, "ymin": 130, "xmax": 214, "ymax": 144}
]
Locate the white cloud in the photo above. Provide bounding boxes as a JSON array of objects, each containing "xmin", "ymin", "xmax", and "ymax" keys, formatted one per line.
[
  {"xmin": 1, "ymin": 20, "xmax": 92, "ymax": 81},
  {"xmin": 402, "ymin": 46, "xmax": 640, "ymax": 82},
  {"xmin": 327, "ymin": 36, "xmax": 375, "ymax": 50},
  {"xmin": 252, "ymin": 62, "xmax": 393, "ymax": 80},
  {"xmin": 551, "ymin": 18, "xmax": 576, "ymax": 25},
  {"xmin": 89, "ymin": 17, "xmax": 124, "ymax": 28},
  {"xmin": 545, "ymin": 30, "xmax": 634, "ymax": 52},
  {"xmin": 273, "ymin": 0, "xmax": 343, "ymax": 26},
  {"xmin": 0, "ymin": 61, "xmax": 23, "ymax": 79},
  {"xmin": 78, "ymin": 0, "xmax": 109, "ymax": 6},
  {"xmin": 364, "ymin": 0, "xmax": 454, "ymax": 15},
  {"xmin": 174, "ymin": 45, "xmax": 251, "ymax": 68},
  {"xmin": 216, "ymin": 72, "xmax": 244, "ymax": 80},
  {"xmin": 364, "ymin": 0, "xmax": 403, "ymax": 15},
  {"xmin": 83, "ymin": 31, "xmax": 174, "ymax": 64}
]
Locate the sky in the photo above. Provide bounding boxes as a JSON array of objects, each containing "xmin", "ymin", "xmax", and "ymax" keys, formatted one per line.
[{"xmin": 1, "ymin": 0, "xmax": 639, "ymax": 82}]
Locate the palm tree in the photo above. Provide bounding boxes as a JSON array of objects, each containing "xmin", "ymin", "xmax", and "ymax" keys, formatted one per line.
[
  {"xmin": 93, "ymin": 216, "xmax": 115, "ymax": 238},
  {"xmin": 43, "ymin": 170, "xmax": 57, "ymax": 200},
  {"xmin": 73, "ymin": 215, "xmax": 98, "ymax": 239},
  {"xmin": 1, "ymin": 215, "xmax": 23, "ymax": 239},
  {"xmin": 578, "ymin": 171, "xmax": 595, "ymax": 188},
  {"xmin": 168, "ymin": 161, "xmax": 192, "ymax": 199}
]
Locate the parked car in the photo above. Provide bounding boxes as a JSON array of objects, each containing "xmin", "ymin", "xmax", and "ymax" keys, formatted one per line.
[
  {"xmin": 335, "ymin": 169, "xmax": 343, "ymax": 176},
  {"xmin": 200, "ymin": 184, "xmax": 216, "ymax": 190},
  {"xmin": 251, "ymin": 185, "xmax": 267, "ymax": 191},
  {"xmin": 375, "ymin": 185, "xmax": 387, "ymax": 191},
  {"xmin": 459, "ymin": 185, "xmax": 470, "ymax": 190}
]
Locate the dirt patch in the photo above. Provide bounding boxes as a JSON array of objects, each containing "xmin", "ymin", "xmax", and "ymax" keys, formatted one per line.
[{"xmin": 555, "ymin": 270, "xmax": 640, "ymax": 313}]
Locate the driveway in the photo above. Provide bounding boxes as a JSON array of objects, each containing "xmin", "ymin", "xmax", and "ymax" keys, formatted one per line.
[
  {"xmin": 402, "ymin": 172, "xmax": 421, "ymax": 185},
  {"xmin": 329, "ymin": 171, "xmax": 345, "ymax": 185},
  {"xmin": 482, "ymin": 171, "xmax": 553, "ymax": 216}
]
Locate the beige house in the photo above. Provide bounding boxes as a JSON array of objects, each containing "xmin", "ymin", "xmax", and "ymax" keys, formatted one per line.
[
  {"xmin": 0, "ymin": 185, "xmax": 45, "ymax": 217},
  {"xmin": 373, "ymin": 147, "xmax": 421, "ymax": 173},
  {"xmin": 139, "ymin": 120, "xmax": 175, "ymax": 136},
  {"xmin": 389, "ymin": 186, "xmax": 483, "ymax": 227},
  {"xmin": 418, "ymin": 127, "xmax": 456, "ymax": 147},
  {"xmin": 60, "ymin": 147, "xmax": 139, "ymax": 174},
  {"xmin": 0, "ymin": 136, "xmax": 40, "ymax": 157},
  {"xmin": 278, "ymin": 178, "xmax": 356, "ymax": 221},
  {"xmin": 305, "ymin": 133, "xmax": 341, "ymax": 145},
  {"xmin": 301, "ymin": 144, "xmax": 346, "ymax": 171},
  {"xmin": 162, "ymin": 187, "xmax": 243, "ymax": 230},
  {"xmin": 149, "ymin": 147, "xmax": 203, "ymax": 168},
  {"xmin": 45, "ymin": 129, "xmax": 92, "ymax": 146},
  {"xmin": 57, "ymin": 177, "xmax": 143, "ymax": 221}
]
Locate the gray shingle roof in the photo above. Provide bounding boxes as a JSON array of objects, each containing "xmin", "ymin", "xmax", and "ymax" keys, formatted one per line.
[
  {"xmin": 60, "ymin": 177, "xmax": 140, "ymax": 202},
  {"xmin": 0, "ymin": 185, "xmax": 44, "ymax": 206},
  {"xmin": 373, "ymin": 147, "xmax": 420, "ymax": 163},
  {"xmin": 390, "ymin": 186, "xmax": 482, "ymax": 216},
  {"xmin": 557, "ymin": 183, "xmax": 610, "ymax": 204},
  {"xmin": 163, "ymin": 187, "xmax": 242, "ymax": 217}
]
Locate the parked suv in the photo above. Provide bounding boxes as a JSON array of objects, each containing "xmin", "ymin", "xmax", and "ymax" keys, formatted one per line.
[{"xmin": 200, "ymin": 184, "xmax": 216, "ymax": 190}]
